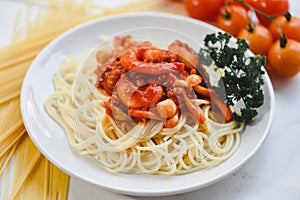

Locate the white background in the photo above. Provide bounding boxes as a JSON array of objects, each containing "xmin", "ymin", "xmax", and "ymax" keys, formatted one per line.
[{"xmin": 1, "ymin": 0, "xmax": 300, "ymax": 199}]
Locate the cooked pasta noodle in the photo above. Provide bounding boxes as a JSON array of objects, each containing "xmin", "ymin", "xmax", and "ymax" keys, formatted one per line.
[{"xmin": 45, "ymin": 39, "xmax": 244, "ymax": 175}]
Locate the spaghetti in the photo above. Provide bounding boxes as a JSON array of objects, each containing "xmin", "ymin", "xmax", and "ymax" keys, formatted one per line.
[{"xmin": 45, "ymin": 35, "xmax": 244, "ymax": 175}]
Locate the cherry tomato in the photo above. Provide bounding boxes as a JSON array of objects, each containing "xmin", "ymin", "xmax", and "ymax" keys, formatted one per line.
[
  {"xmin": 237, "ymin": 24, "xmax": 273, "ymax": 55},
  {"xmin": 245, "ymin": 0, "xmax": 289, "ymax": 26},
  {"xmin": 185, "ymin": 0, "xmax": 225, "ymax": 21},
  {"xmin": 217, "ymin": 4, "xmax": 250, "ymax": 37},
  {"xmin": 269, "ymin": 15, "xmax": 300, "ymax": 43},
  {"xmin": 268, "ymin": 39, "xmax": 300, "ymax": 79}
]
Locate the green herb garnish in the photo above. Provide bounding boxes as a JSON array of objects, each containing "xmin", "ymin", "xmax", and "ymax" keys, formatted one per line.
[{"xmin": 200, "ymin": 32, "xmax": 265, "ymax": 123}]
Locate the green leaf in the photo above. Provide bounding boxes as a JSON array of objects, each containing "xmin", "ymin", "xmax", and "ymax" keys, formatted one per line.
[{"xmin": 199, "ymin": 32, "xmax": 265, "ymax": 124}]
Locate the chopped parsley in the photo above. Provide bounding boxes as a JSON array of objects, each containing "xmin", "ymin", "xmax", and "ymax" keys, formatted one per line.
[{"xmin": 199, "ymin": 32, "xmax": 265, "ymax": 123}]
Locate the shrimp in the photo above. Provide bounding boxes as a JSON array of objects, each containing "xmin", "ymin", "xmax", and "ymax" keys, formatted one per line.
[{"xmin": 119, "ymin": 47, "xmax": 185, "ymax": 74}]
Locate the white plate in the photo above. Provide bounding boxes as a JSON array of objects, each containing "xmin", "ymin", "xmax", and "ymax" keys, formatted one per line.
[{"xmin": 20, "ymin": 13, "xmax": 275, "ymax": 196}]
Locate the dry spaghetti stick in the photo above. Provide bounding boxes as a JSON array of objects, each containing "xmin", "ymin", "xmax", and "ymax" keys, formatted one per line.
[
  {"xmin": 1, "ymin": 33, "xmax": 67, "ymax": 70},
  {"xmin": 0, "ymin": 31, "xmax": 64, "ymax": 68},
  {"xmin": 0, "ymin": 30, "xmax": 56, "ymax": 59},
  {"xmin": 0, "ymin": 92, "xmax": 21, "ymax": 106},
  {"xmin": 48, "ymin": 162, "xmax": 70, "ymax": 200},
  {"xmin": 14, "ymin": 156, "xmax": 50, "ymax": 200},
  {"xmin": 0, "ymin": 99, "xmax": 24, "ymax": 148},
  {"xmin": 0, "ymin": 48, "xmax": 40, "ymax": 70},
  {"xmin": 0, "ymin": 143, "xmax": 18, "ymax": 176},
  {"xmin": 0, "ymin": 60, "xmax": 32, "ymax": 86},
  {"xmin": 0, "ymin": 91, "xmax": 20, "ymax": 105},
  {"xmin": 2, "ymin": 160, "xmax": 12, "ymax": 200},
  {"xmin": 0, "ymin": 30, "xmax": 58, "ymax": 62},
  {"xmin": 0, "ymin": 98, "xmax": 25, "ymax": 158},
  {"xmin": 0, "ymin": 127, "xmax": 25, "ymax": 159},
  {"xmin": 0, "ymin": 79, "xmax": 23, "ymax": 104},
  {"xmin": 0, "ymin": 98, "xmax": 21, "ymax": 130},
  {"xmin": 0, "ymin": 120, "xmax": 24, "ymax": 144},
  {"xmin": 8, "ymin": 150, "xmax": 43, "ymax": 200}
]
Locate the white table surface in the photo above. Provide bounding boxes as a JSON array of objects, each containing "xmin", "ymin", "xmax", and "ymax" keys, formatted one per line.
[{"xmin": 1, "ymin": 0, "xmax": 300, "ymax": 199}]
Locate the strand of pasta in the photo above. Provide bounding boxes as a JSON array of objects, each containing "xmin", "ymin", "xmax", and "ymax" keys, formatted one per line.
[
  {"xmin": 0, "ymin": 47, "xmax": 43, "ymax": 70},
  {"xmin": 0, "ymin": 91, "xmax": 20, "ymax": 105},
  {"xmin": 0, "ymin": 99, "xmax": 25, "ymax": 160},
  {"xmin": 20, "ymin": 157, "xmax": 50, "ymax": 200},
  {"xmin": 0, "ymin": 117, "xmax": 23, "ymax": 142},
  {"xmin": 0, "ymin": 60, "xmax": 32, "ymax": 86},
  {"xmin": 8, "ymin": 153, "xmax": 42, "ymax": 200},
  {"xmin": 48, "ymin": 161, "xmax": 70, "ymax": 200},
  {"xmin": 0, "ymin": 144, "xmax": 18, "ymax": 177},
  {"xmin": 0, "ymin": 28, "xmax": 63, "ymax": 62},
  {"xmin": 2, "ymin": 164, "xmax": 11, "ymax": 200},
  {"xmin": 0, "ymin": 60, "xmax": 33, "ymax": 104},
  {"xmin": 0, "ymin": 131, "xmax": 25, "ymax": 154},
  {"xmin": 8, "ymin": 135, "xmax": 43, "ymax": 200},
  {"xmin": 0, "ymin": 98, "xmax": 20, "ymax": 129},
  {"xmin": 1, "ymin": 136, "xmax": 69, "ymax": 200},
  {"xmin": 0, "ymin": 80, "xmax": 23, "ymax": 105}
]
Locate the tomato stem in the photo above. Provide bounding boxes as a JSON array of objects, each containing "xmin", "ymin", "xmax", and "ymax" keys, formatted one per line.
[
  {"xmin": 246, "ymin": 23, "xmax": 254, "ymax": 33},
  {"xmin": 235, "ymin": 0, "xmax": 273, "ymax": 21},
  {"xmin": 280, "ymin": 35, "xmax": 288, "ymax": 48},
  {"xmin": 284, "ymin": 12, "xmax": 292, "ymax": 21},
  {"xmin": 222, "ymin": 0, "xmax": 232, "ymax": 19},
  {"xmin": 222, "ymin": 9, "xmax": 231, "ymax": 19},
  {"xmin": 234, "ymin": 0, "xmax": 286, "ymax": 47}
]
